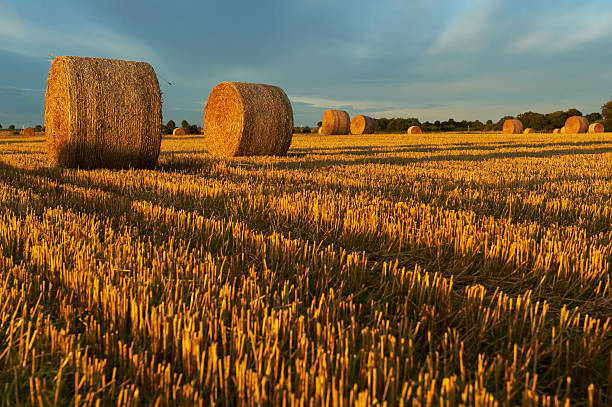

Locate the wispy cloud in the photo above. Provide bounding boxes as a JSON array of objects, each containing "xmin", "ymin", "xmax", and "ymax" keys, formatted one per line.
[
  {"xmin": 0, "ymin": 5, "xmax": 158, "ymax": 63},
  {"xmin": 0, "ymin": 85, "xmax": 44, "ymax": 96},
  {"xmin": 508, "ymin": 9, "xmax": 612, "ymax": 54},
  {"xmin": 290, "ymin": 95, "xmax": 395, "ymax": 112},
  {"xmin": 428, "ymin": 0, "xmax": 503, "ymax": 54}
]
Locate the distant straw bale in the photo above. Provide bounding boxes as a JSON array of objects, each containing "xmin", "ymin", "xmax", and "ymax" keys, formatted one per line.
[
  {"xmin": 523, "ymin": 128, "xmax": 535, "ymax": 134},
  {"xmin": 320, "ymin": 110, "xmax": 350, "ymax": 135},
  {"xmin": 44, "ymin": 56, "xmax": 162, "ymax": 169},
  {"xmin": 566, "ymin": 117, "xmax": 589, "ymax": 134},
  {"xmin": 203, "ymin": 82, "xmax": 293, "ymax": 156},
  {"xmin": 553, "ymin": 129, "xmax": 561, "ymax": 134},
  {"xmin": 173, "ymin": 128, "xmax": 185, "ymax": 136},
  {"xmin": 561, "ymin": 127, "xmax": 566, "ymax": 134},
  {"xmin": 503, "ymin": 119, "xmax": 523, "ymax": 134},
  {"xmin": 22, "ymin": 127, "xmax": 35, "ymax": 137},
  {"xmin": 350, "ymin": 115, "xmax": 376, "ymax": 135},
  {"xmin": 407, "ymin": 126, "xmax": 422, "ymax": 134},
  {"xmin": 564, "ymin": 116, "xmax": 589, "ymax": 134},
  {"xmin": 589, "ymin": 123, "xmax": 605, "ymax": 133},
  {"xmin": 318, "ymin": 127, "xmax": 323, "ymax": 135}
]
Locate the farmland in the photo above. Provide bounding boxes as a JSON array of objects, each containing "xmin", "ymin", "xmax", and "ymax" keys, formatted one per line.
[{"xmin": 1, "ymin": 132, "xmax": 612, "ymax": 405}]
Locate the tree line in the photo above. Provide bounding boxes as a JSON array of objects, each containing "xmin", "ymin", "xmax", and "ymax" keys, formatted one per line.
[
  {"xmin": 162, "ymin": 120, "xmax": 201, "ymax": 134},
  {"xmin": 4, "ymin": 102, "xmax": 612, "ymax": 135},
  {"xmin": 293, "ymin": 101, "xmax": 612, "ymax": 133}
]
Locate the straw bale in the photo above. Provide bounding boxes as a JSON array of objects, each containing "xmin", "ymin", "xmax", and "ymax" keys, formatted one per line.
[
  {"xmin": 203, "ymin": 82, "xmax": 293, "ymax": 156},
  {"xmin": 523, "ymin": 128, "xmax": 535, "ymax": 134},
  {"xmin": 44, "ymin": 56, "xmax": 161, "ymax": 169},
  {"xmin": 589, "ymin": 123, "xmax": 605, "ymax": 133},
  {"xmin": 173, "ymin": 128, "xmax": 185, "ymax": 136},
  {"xmin": 503, "ymin": 119, "xmax": 523, "ymax": 134},
  {"xmin": 22, "ymin": 127, "xmax": 35, "ymax": 137},
  {"xmin": 407, "ymin": 126, "xmax": 422, "ymax": 134},
  {"xmin": 564, "ymin": 116, "xmax": 589, "ymax": 134},
  {"xmin": 350, "ymin": 115, "xmax": 376, "ymax": 135},
  {"xmin": 553, "ymin": 128, "xmax": 560, "ymax": 134},
  {"xmin": 320, "ymin": 110, "xmax": 350, "ymax": 135},
  {"xmin": 561, "ymin": 127, "xmax": 566, "ymax": 134}
]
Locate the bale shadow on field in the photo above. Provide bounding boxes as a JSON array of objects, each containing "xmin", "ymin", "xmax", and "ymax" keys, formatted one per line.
[{"xmin": 267, "ymin": 145, "xmax": 612, "ymax": 170}]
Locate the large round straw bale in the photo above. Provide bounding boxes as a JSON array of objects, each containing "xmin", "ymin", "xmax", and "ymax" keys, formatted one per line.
[
  {"xmin": 589, "ymin": 123, "xmax": 605, "ymax": 133},
  {"xmin": 553, "ymin": 128, "xmax": 560, "ymax": 134},
  {"xmin": 320, "ymin": 110, "xmax": 350, "ymax": 135},
  {"xmin": 173, "ymin": 128, "xmax": 185, "ymax": 136},
  {"xmin": 350, "ymin": 115, "xmax": 376, "ymax": 135},
  {"xmin": 561, "ymin": 127, "xmax": 566, "ymax": 134},
  {"xmin": 503, "ymin": 119, "xmax": 523, "ymax": 134},
  {"xmin": 523, "ymin": 128, "xmax": 535, "ymax": 134},
  {"xmin": 565, "ymin": 116, "xmax": 589, "ymax": 134},
  {"xmin": 318, "ymin": 127, "xmax": 323, "ymax": 135},
  {"xmin": 45, "ymin": 56, "xmax": 161, "ymax": 169},
  {"xmin": 407, "ymin": 126, "xmax": 422, "ymax": 134},
  {"xmin": 203, "ymin": 82, "xmax": 293, "ymax": 157},
  {"xmin": 22, "ymin": 127, "xmax": 35, "ymax": 137}
]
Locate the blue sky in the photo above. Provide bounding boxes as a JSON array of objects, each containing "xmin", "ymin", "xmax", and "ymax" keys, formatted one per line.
[{"xmin": 1, "ymin": 0, "xmax": 612, "ymax": 127}]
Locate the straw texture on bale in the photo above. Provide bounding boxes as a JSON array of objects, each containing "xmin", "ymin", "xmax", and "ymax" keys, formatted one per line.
[
  {"xmin": 589, "ymin": 123, "xmax": 605, "ymax": 133},
  {"xmin": 523, "ymin": 128, "xmax": 535, "ymax": 134},
  {"xmin": 22, "ymin": 127, "xmax": 35, "ymax": 137},
  {"xmin": 320, "ymin": 110, "xmax": 350, "ymax": 135},
  {"xmin": 350, "ymin": 115, "xmax": 376, "ymax": 135},
  {"xmin": 203, "ymin": 82, "xmax": 293, "ymax": 157},
  {"xmin": 561, "ymin": 127, "xmax": 566, "ymax": 134},
  {"xmin": 45, "ymin": 56, "xmax": 161, "ymax": 169},
  {"xmin": 173, "ymin": 128, "xmax": 185, "ymax": 136},
  {"xmin": 407, "ymin": 126, "xmax": 422, "ymax": 134},
  {"xmin": 503, "ymin": 119, "xmax": 523, "ymax": 134},
  {"xmin": 553, "ymin": 128, "xmax": 560, "ymax": 134},
  {"xmin": 565, "ymin": 116, "xmax": 589, "ymax": 134}
]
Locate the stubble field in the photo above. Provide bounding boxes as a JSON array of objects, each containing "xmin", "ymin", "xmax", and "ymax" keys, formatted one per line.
[{"xmin": 1, "ymin": 132, "xmax": 612, "ymax": 406}]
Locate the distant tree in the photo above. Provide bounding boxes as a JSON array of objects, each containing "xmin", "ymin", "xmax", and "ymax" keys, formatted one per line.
[
  {"xmin": 189, "ymin": 124, "xmax": 199, "ymax": 134},
  {"xmin": 472, "ymin": 120, "xmax": 484, "ymax": 131},
  {"xmin": 181, "ymin": 120, "xmax": 190, "ymax": 131},
  {"xmin": 34, "ymin": 125, "xmax": 43, "ymax": 132},
  {"xmin": 518, "ymin": 112, "xmax": 548, "ymax": 131},
  {"xmin": 303, "ymin": 126, "xmax": 311, "ymax": 134},
  {"xmin": 0, "ymin": 123, "xmax": 2, "ymax": 129},
  {"xmin": 8, "ymin": 124, "xmax": 14, "ymax": 130},
  {"xmin": 602, "ymin": 101, "xmax": 612, "ymax": 120},
  {"xmin": 566, "ymin": 108, "xmax": 582, "ymax": 117},
  {"xmin": 603, "ymin": 118, "xmax": 612, "ymax": 132},
  {"xmin": 545, "ymin": 111, "xmax": 568, "ymax": 129},
  {"xmin": 586, "ymin": 112, "xmax": 603, "ymax": 123},
  {"xmin": 317, "ymin": 121, "xmax": 322, "ymax": 127},
  {"xmin": 167, "ymin": 120, "xmax": 176, "ymax": 129},
  {"xmin": 376, "ymin": 118, "xmax": 389, "ymax": 132}
]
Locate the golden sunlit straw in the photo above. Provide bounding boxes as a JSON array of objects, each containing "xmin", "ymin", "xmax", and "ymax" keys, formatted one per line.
[
  {"xmin": 407, "ymin": 125, "xmax": 422, "ymax": 134},
  {"xmin": 320, "ymin": 109, "xmax": 350, "ymax": 135},
  {"xmin": 202, "ymin": 81, "xmax": 294, "ymax": 156},
  {"xmin": 503, "ymin": 119, "xmax": 523, "ymax": 134},
  {"xmin": 44, "ymin": 56, "xmax": 162, "ymax": 169},
  {"xmin": 350, "ymin": 115, "xmax": 376, "ymax": 135},
  {"xmin": 565, "ymin": 116, "xmax": 589, "ymax": 134}
]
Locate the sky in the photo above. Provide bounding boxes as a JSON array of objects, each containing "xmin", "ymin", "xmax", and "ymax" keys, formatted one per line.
[{"xmin": 1, "ymin": 0, "xmax": 612, "ymax": 127}]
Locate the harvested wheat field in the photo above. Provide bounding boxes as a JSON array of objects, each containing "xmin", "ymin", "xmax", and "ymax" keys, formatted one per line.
[{"xmin": 2, "ymin": 131, "xmax": 612, "ymax": 405}]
